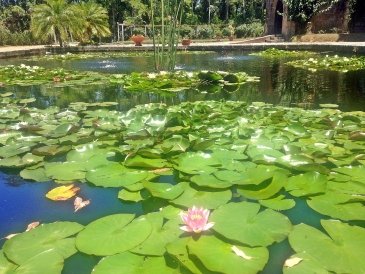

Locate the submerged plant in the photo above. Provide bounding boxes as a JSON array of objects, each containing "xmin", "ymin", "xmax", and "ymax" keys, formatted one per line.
[{"xmin": 179, "ymin": 206, "xmax": 214, "ymax": 233}]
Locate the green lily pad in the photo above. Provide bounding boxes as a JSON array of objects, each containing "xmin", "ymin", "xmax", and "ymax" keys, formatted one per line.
[
  {"xmin": 85, "ymin": 163, "xmax": 148, "ymax": 187},
  {"xmin": 124, "ymin": 155, "xmax": 168, "ymax": 169},
  {"xmin": 76, "ymin": 214, "xmax": 152, "ymax": 256},
  {"xmin": 187, "ymin": 235, "xmax": 269, "ymax": 274},
  {"xmin": 20, "ymin": 167, "xmax": 49, "ymax": 182},
  {"xmin": 211, "ymin": 202, "xmax": 292, "ymax": 247},
  {"xmin": 333, "ymin": 166, "xmax": 365, "ymax": 184},
  {"xmin": 118, "ymin": 189, "xmax": 147, "ymax": 202},
  {"xmin": 286, "ymin": 220, "xmax": 365, "ymax": 274},
  {"xmin": 131, "ymin": 213, "xmax": 182, "ymax": 256},
  {"xmin": 0, "ymin": 250, "xmax": 17, "ymax": 273},
  {"xmin": 190, "ymin": 173, "xmax": 232, "ymax": 189},
  {"xmin": 286, "ymin": 171, "xmax": 327, "ymax": 197},
  {"xmin": 175, "ymin": 152, "xmax": 221, "ymax": 174},
  {"xmin": 307, "ymin": 191, "xmax": 365, "ymax": 221},
  {"xmin": 143, "ymin": 181, "xmax": 184, "ymax": 200},
  {"xmin": 259, "ymin": 195, "xmax": 296, "ymax": 211},
  {"xmin": 171, "ymin": 183, "xmax": 231, "ymax": 209},
  {"xmin": 92, "ymin": 252, "xmax": 144, "ymax": 274},
  {"xmin": 45, "ymin": 162, "xmax": 86, "ymax": 182},
  {"xmin": 166, "ymin": 238, "xmax": 203, "ymax": 274},
  {"xmin": 14, "ymin": 249, "xmax": 64, "ymax": 274},
  {"xmin": 3, "ymin": 222, "xmax": 83, "ymax": 265}
]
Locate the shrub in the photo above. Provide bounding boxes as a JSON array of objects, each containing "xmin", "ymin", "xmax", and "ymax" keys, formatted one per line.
[
  {"xmin": 235, "ymin": 22, "xmax": 264, "ymax": 38},
  {"xmin": 179, "ymin": 25, "xmax": 194, "ymax": 38},
  {"xmin": 193, "ymin": 25, "xmax": 214, "ymax": 39}
]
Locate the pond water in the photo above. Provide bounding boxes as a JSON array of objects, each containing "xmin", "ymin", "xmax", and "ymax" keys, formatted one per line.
[
  {"xmin": 0, "ymin": 51, "xmax": 365, "ymax": 274},
  {"xmin": 1, "ymin": 51, "xmax": 365, "ymax": 111}
]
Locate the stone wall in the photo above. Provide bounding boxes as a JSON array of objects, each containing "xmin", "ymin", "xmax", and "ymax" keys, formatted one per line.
[{"xmin": 310, "ymin": 0, "xmax": 349, "ymax": 33}]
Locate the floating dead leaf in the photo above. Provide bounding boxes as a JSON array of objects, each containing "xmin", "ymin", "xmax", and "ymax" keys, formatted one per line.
[
  {"xmin": 4, "ymin": 233, "xmax": 18, "ymax": 240},
  {"xmin": 46, "ymin": 184, "xmax": 80, "ymax": 201},
  {"xmin": 284, "ymin": 257, "xmax": 303, "ymax": 268},
  {"xmin": 149, "ymin": 168, "xmax": 172, "ymax": 174},
  {"xmin": 74, "ymin": 196, "xmax": 90, "ymax": 212},
  {"xmin": 231, "ymin": 245, "xmax": 253, "ymax": 260},
  {"xmin": 26, "ymin": 221, "xmax": 40, "ymax": 232}
]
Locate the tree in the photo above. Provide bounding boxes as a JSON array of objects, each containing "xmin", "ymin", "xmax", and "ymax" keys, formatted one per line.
[
  {"xmin": 30, "ymin": 0, "xmax": 79, "ymax": 47},
  {"xmin": 71, "ymin": 1, "xmax": 111, "ymax": 43}
]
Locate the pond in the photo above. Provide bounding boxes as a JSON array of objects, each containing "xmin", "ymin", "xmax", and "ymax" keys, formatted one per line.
[{"xmin": 0, "ymin": 50, "xmax": 365, "ymax": 274}]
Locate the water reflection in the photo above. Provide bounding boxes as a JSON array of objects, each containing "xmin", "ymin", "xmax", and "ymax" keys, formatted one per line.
[{"xmin": 1, "ymin": 51, "xmax": 365, "ymax": 111}]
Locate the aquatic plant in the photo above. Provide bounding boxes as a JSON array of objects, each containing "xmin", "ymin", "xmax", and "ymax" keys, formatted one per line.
[
  {"xmin": 287, "ymin": 55, "xmax": 365, "ymax": 72},
  {"xmin": 0, "ymin": 96, "xmax": 365, "ymax": 273},
  {"xmin": 179, "ymin": 206, "xmax": 214, "ymax": 233},
  {"xmin": 250, "ymin": 48, "xmax": 317, "ymax": 58}
]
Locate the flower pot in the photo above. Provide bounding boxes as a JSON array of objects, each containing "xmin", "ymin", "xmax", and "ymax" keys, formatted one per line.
[
  {"xmin": 131, "ymin": 35, "xmax": 144, "ymax": 46},
  {"xmin": 181, "ymin": 39, "xmax": 191, "ymax": 46},
  {"xmin": 228, "ymin": 36, "xmax": 234, "ymax": 41}
]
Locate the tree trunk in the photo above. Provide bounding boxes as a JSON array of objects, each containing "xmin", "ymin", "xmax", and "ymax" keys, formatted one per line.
[
  {"xmin": 225, "ymin": 0, "xmax": 229, "ymax": 21},
  {"xmin": 55, "ymin": 27, "xmax": 63, "ymax": 47}
]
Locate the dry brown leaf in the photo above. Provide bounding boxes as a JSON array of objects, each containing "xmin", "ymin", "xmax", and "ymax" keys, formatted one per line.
[
  {"xmin": 284, "ymin": 257, "xmax": 303, "ymax": 268},
  {"xmin": 74, "ymin": 196, "xmax": 90, "ymax": 212},
  {"xmin": 26, "ymin": 221, "xmax": 40, "ymax": 232},
  {"xmin": 46, "ymin": 184, "xmax": 80, "ymax": 201},
  {"xmin": 4, "ymin": 233, "xmax": 18, "ymax": 240}
]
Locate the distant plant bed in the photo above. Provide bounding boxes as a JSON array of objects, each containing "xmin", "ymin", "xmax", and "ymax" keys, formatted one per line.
[
  {"xmin": 286, "ymin": 55, "xmax": 365, "ymax": 72},
  {"xmin": 250, "ymin": 48, "xmax": 317, "ymax": 58},
  {"xmin": 117, "ymin": 70, "xmax": 259, "ymax": 94},
  {"xmin": 0, "ymin": 65, "xmax": 258, "ymax": 94},
  {"xmin": 28, "ymin": 51, "xmax": 216, "ymax": 61},
  {"xmin": 0, "ymin": 64, "xmax": 109, "ymax": 86}
]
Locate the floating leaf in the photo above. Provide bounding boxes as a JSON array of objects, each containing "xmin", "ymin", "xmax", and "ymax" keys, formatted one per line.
[
  {"xmin": 286, "ymin": 220, "xmax": 365, "ymax": 274},
  {"xmin": 76, "ymin": 214, "xmax": 152, "ymax": 256},
  {"xmin": 46, "ymin": 184, "xmax": 80, "ymax": 201},
  {"xmin": 259, "ymin": 195, "xmax": 296, "ymax": 211},
  {"xmin": 172, "ymin": 183, "xmax": 231, "ymax": 209},
  {"xmin": 286, "ymin": 171, "xmax": 327, "ymax": 197},
  {"xmin": 74, "ymin": 197, "xmax": 90, "ymax": 212},
  {"xmin": 187, "ymin": 235, "xmax": 269, "ymax": 274},
  {"xmin": 143, "ymin": 181, "xmax": 184, "ymax": 200},
  {"xmin": 3, "ymin": 222, "xmax": 83, "ymax": 265},
  {"xmin": 210, "ymin": 202, "xmax": 292, "ymax": 247}
]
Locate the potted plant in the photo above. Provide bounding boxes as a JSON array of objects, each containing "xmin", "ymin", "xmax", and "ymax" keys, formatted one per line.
[
  {"xmin": 181, "ymin": 37, "xmax": 192, "ymax": 46},
  {"xmin": 131, "ymin": 27, "xmax": 145, "ymax": 46}
]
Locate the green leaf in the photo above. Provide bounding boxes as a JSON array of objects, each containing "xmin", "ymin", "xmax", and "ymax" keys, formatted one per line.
[
  {"xmin": 45, "ymin": 162, "xmax": 86, "ymax": 181},
  {"xmin": 190, "ymin": 173, "xmax": 232, "ymax": 189},
  {"xmin": 286, "ymin": 171, "xmax": 327, "ymax": 197},
  {"xmin": 286, "ymin": 220, "xmax": 365, "ymax": 274},
  {"xmin": 211, "ymin": 202, "xmax": 292, "ymax": 247},
  {"xmin": 259, "ymin": 195, "xmax": 296, "ymax": 211},
  {"xmin": 131, "ymin": 213, "xmax": 182, "ymax": 256},
  {"xmin": 85, "ymin": 163, "xmax": 148, "ymax": 187},
  {"xmin": 76, "ymin": 214, "xmax": 152, "ymax": 256},
  {"xmin": 92, "ymin": 252, "xmax": 144, "ymax": 274},
  {"xmin": 0, "ymin": 250, "xmax": 17, "ymax": 274},
  {"xmin": 3, "ymin": 222, "xmax": 83, "ymax": 265},
  {"xmin": 174, "ymin": 152, "xmax": 221, "ymax": 174},
  {"xmin": 143, "ymin": 181, "xmax": 184, "ymax": 200},
  {"xmin": 14, "ymin": 249, "xmax": 64, "ymax": 274},
  {"xmin": 124, "ymin": 155, "xmax": 167, "ymax": 169},
  {"xmin": 187, "ymin": 236, "xmax": 269, "ymax": 274},
  {"xmin": 171, "ymin": 183, "xmax": 231, "ymax": 209}
]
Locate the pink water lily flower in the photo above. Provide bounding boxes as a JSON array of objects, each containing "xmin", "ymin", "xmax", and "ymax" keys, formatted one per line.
[{"xmin": 179, "ymin": 206, "xmax": 215, "ymax": 233}]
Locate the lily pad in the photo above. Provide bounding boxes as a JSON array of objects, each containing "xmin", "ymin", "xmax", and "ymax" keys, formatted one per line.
[
  {"xmin": 210, "ymin": 202, "xmax": 292, "ymax": 247},
  {"xmin": 171, "ymin": 183, "xmax": 231, "ymax": 209},
  {"xmin": 187, "ymin": 235, "xmax": 269, "ymax": 274},
  {"xmin": 286, "ymin": 220, "xmax": 365, "ymax": 274},
  {"xmin": 143, "ymin": 181, "xmax": 184, "ymax": 200},
  {"xmin": 76, "ymin": 214, "xmax": 152, "ymax": 256},
  {"xmin": 3, "ymin": 222, "xmax": 83, "ymax": 265},
  {"xmin": 286, "ymin": 171, "xmax": 327, "ymax": 197}
]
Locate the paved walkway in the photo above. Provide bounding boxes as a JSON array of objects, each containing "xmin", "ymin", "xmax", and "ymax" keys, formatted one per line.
[{"xmin": 1, "ymin": 41, "xmax": 365, "ymax": 59}]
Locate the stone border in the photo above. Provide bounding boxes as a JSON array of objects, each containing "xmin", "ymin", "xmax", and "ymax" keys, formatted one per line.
[{"xmin": 1, "ymin": 42, "xmax": 365, "ymax": 59}]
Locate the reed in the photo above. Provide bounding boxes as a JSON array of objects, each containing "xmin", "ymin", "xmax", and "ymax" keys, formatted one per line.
[{"xmin": 150, "ymin": 0, "xmax": 184, "ymax": 71}]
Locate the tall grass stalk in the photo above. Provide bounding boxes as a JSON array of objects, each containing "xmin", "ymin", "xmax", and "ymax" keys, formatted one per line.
[{"xmin": 150, "ymin": 0, "xmax": 183, "ymax": 71}]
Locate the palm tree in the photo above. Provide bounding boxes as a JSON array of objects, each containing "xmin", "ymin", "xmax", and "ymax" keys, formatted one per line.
[
  {"xmin": 72, "ymin": 1, "xmax": 111, "ymax": 44},
  {"xmin": 30, "ymin": 0, "xmax": 79, "ymax": 47}
]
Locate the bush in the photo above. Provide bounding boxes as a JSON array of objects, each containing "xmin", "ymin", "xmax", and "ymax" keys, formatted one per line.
[
  {"xmin": 193, "ymin": 25, "xmax": 214, "ymax": 39},
  {"xmin": 0, "ymin": 23, "xmax": 48, "ymax": 45},
  {"xmin": 179, "ymin": 25, "xmax": 194, "ymax": 39},
  {"xmin": 235, "ymin": 22, "xmax": 264, "ymax": 38}
]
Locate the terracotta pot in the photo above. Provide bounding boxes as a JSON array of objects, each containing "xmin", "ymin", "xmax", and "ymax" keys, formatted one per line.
[
  {"xmin": 181, "ymin": 39, "xmax": 191, "ymax": 46},
  {"xmin": 131, "ymin": 35, "xmax": 144, "ymax": 46}
]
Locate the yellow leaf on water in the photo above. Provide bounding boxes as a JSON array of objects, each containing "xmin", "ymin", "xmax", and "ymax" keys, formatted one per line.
[
  {"xmin": 74, "ymin": 196, "xmax": 90, "ymax": 212},
  {"xmin": 46, "ymin": 184, "xmax": 80, "ymax": 201},
  {"xmin": 284, "ymin": 257, "xmax": 303, "ymax": 268}
]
